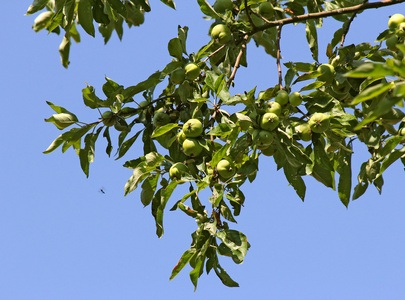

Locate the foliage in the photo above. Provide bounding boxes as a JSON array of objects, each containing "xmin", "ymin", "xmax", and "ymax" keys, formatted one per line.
[{"xmin": 29, "ymin": 0, "xmax": 405, "ymax": 289}]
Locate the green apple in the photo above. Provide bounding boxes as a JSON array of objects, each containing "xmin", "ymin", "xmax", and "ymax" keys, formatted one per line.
[
  {"xmin": 289, "ymin": 92, "xmax": 302, "ymax": 107},
  {"xmin": 182, "ymin": 138, "xmax": 203, "ymax": 157},
  {"xmin": 102, "ymin": 111, "xmax": 116, "ymax": 127},
  {"xmin": 261, "ymin": 144, "xmax": 277, "ymax": 156},
  {"xmin": 169, "ymin": 162, "xmax": 188, "ymax": 180},
  {"xmin": 309, "ymin": 113, "xmax": 330, "ymax": 133},
  {"xmin": 260, "ymin": 112, "xmax": 280, "ymax": 131},
  {"xmin": 386, "ymin": 35, "xmax": 399, "ymax": 50},
  {"xmin": 213, "ymin": 0, "xmax": 233, "ymax": 13},
  {"xmin": 388, "ymin": 14, "xmax": 405, "ymax": 30},
  {"xmin": 138, "ymin": 101, "xmax": 149, "ymax": 108},
  {"xmin": 398, "ymin": 127, "xmax": 405, "ymax": 136},
  {"xmin": 170, "ymin": 68, "xmax": 186, "ymax": 84},
  {"xmin": 317, "ymin": 64, "xmax": 335, "ymax": 84},
  {"xmin": 217, "ymin": 159, "xmax": 235, "ymax": 179},
  {"xmin": 211, "ymin": 24, "xmax": 232, "ymax": 44},
  {"xmin": 183, "ymin": 118, "xmax": 204, "ymax": 137},
  {"xmin": 185, "ymin": 63, "xmax": 200, "ymax": 81},
  {"xmin": 254, "ymin": 129, "xmax": 274, "ymax": 147},
  {"xmin": 398, "ymin": 22, "xmax": 405, "ymax": 36},
  {"xmin": 177, "ymin": 130, "xmax": 187, "ymax": 144},
  {"xmin": 296, "ymin": 123, "xmax": 312, "ymax": 141},
  {"xmin": 275, "ymin": 90, "xmax": 289, "ymax": 106},
  {"xmin": 265, "ymin": 101, "xmax": 282, "ymax": 115},
  {"xmin": 258, "ymin": 1, "xmax": 274, "ymax": 19},
  {"xmin": 153, "ymin": 112, "xmax": 171, "ymax": 127}
]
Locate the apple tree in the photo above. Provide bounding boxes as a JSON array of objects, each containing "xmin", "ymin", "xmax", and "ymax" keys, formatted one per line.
[{"xmin": 28, "ymin": 0, "xmax": 405, "ymax": 289}]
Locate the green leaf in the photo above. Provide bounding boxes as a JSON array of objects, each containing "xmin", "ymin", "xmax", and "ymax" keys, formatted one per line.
[
  {"xmin": 284, "ymin": 164, "xmax": 306, "ymax": 201},
  {"xmin": 160, "ymin": 0, "xmax": 176, "ymax": 9},
  {"xmin": 220, "ymin": 201, "xmax": 237, "ymax": 223},
  {"xmin": 45, "ymin": 112, "xmax": 79, "ymax": 130},
  {"xmin": 43, "ymin": 130, "xmax": 74, "ymax": 154},
  {"xmin": 78, "ymin": 0, "xmax": 95, "ymax": 37},
  {"xmin": 46, "ymin": 101, "xmax": 73, "ymax": 114},
  {"xmin": 337, "ymin": 148, "xmax": 352, "ymax": 207},
  {"xmin": 124, "ymin": 163, "xmax": 149, "ymax": 196},
  {"xmin": 27, "ymin": 0, "xmax": 50, "ymax": 15},
  {"xmin": 168, "ymin": 38, "xmax": 183, "ymax": 60},
  {"xmin": 350, "ymin": 81, "xmax": 394, "ymax": 105},
  {"xmin": 106, "ymin": 0, "xmax": 127, "ymax": 17},
  {"xmin": 123, "ymin": 72, "xmax": 162, "ymax": 98},
  {"xmin": 305, "ymin": 19, "xmax": 318, "ymax": 61},
  {"xmin": 345, "ymin": 63, "xmax": 396, "ymax": 79},
  {"xmin": 216, "ymin": 230, "xmax": 249, "ymax": 264},
  {"xmin": 141, "ymin": 174, "xmax": 160, "ymax": 207},
  {"xmin": 116, "ymin": 130, "xmax": 142, "ymax": 160},
  {"xmin": 213, "ymin": 264, "xmax": 239, "ymax": 288},
  {"xmin": 151, "ymin": 123, "xmax": 179, "ymax": 138},
  {"xmin": 103, "ymin": 127, "xmax": 113, "ymax": 156},
  {"xmin": 379, "ymin": 146, "xmax": 405, "ymax": 176},
  {"xmin": 82, "ymin": 85, "xmax": 103, "ymax": 109},
  {"xmin": 170, "ymin": 248, "xmax": 196, "ymax": 281},
  {"xmin": 299, "ymin": 80, "xmax": 325, "ymax": 92},
  {"xmin": 196, "ymin": 0, "xmax": 220, "ymax": 18}
]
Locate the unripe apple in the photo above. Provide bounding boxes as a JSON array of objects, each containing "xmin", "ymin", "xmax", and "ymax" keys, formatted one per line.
[
  {"xmin": 309, "ymin": 113, "xmax": 330, "ymax": 133},
  {"xmin": 213, "ymin": 0, "xmax": 233, "ymax": 13},
  {"xmin": 170, "ymin": 68, "xmax": 186, "ymax": 84},
  {"xmin": 388, "ymin": 14, "xmax": 405, "ymax": 30},
  {"xmin": 182, "ymin": 138, "xmax": 203, "ymax": 157},
  {"xmin": 275, "ymin": 90, "xmax": 289, "ymax": 106},
  {"xmin": 211, "ymin": 24, "xmax": 232, "ymax": 44},
  {"xmin": 185, "ymin": 63, "xmax": 200, "ymax": 81},
  {"xmin": 296, "ymin": 123, "xmax": 312, "ymax": 141},
  {"xmin": 139, "ymin": 101, "xmax": 149, "ymax": 108},
  {"xmin": 265, "ymin": 101, "xmax": 282, "ymax": 115},
  {"xmin": 317, "ymin": 64, "xmax": 335, "ymax": 84},
  {"xmin": 398, "ymin": 127, "xmax": 405, "ymax": 136},
  {"xmin": 254, "ymin": 129, "xmax": 274, "ymax": 147},
  {"xmin": 102, "ymin": 111, "xmax": 116, "ymax": 127},
  {"xmin": 183, "ymin": 118, "xmax": 203, "ymax": 137},
  {"xmin": 177, "ymin": 130, "xmax": 187, "ymax": 144},
  {"xmin": 258, "ymin": 2, "xmax": 274, "ymax": 19},
  {"xmin": 289, "ymin": 92, "xmax": 302, "ymax": 107},
  {"xmin": 386, "ymin": 35, "xmax": 399, "ymax": 50},
  {"xmin": 153, "ymin": 112, "xmax": 171, "ymax": 127},
  {"xmin": 217, "ymin": 159, "xmax": 235, "ymax": 179},
  {"xmin": 260, "ymin": 112, "xmax": 280, "ymax": 131},
  {"xmin": 261, "ymin": 144, "xmax": 277, "ymax": 156},
  {"xmin": 398, "ymin": 22, "xmax": 405, "ymax": 37},
  {"xmin": 169, "ymin": 162, "xmax": 188, "ymax": 180}
]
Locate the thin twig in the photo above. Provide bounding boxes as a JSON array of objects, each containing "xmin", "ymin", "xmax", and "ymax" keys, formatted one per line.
[
  {"xmin": 227, "ymin": 35, "xmax": 248, "ymax": 88},
  {"xmin": 340, "ymin": 0, "xmax": 369, "ymax": 47},
  {"xmin": 276, "ymin": 26, "xmax": 283, "ymax": 89},
  {"xmin": 203, "ymin": 44, "xmax": 227, "ymax": 63},
  {"xmin": 250, "ymin": 0, "xmax": 405, "ymax": 35},
  {"xmin": 244, "ymin": 0, "xmax": 255, "ymax": 28}
]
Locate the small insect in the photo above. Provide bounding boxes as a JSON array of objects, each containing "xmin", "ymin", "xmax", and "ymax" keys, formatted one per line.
[{"xmin": 99, "ymin": 187, "xmax": 106, "ymax": 194}]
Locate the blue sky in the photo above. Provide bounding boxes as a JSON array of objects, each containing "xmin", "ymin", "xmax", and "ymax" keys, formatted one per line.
[{"xmin": 2, "ymin": 1, "xmax": 405, "ymax": 299}]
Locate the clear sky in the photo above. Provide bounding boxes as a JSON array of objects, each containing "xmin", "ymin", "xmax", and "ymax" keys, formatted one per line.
[{"xmin": 2, "ymin": 1, "xmax": 405, "ymax": 299}]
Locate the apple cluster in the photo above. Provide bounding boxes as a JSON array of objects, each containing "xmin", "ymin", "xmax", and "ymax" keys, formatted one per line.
[{"xmin": 385, "ymin": 14, "xmax": 405, "ymax": 57}]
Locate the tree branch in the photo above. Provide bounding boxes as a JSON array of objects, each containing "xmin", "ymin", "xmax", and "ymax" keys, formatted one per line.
[
  {"xmin": 276, "ymin": 26, "xmax": 283, "ymax": 89},
  {"xmin": 227, "ymin": 35, "xmax": 248, "ymax": 88},
  {"xmin": 250, "ymin": 0, "xmax": 405, "ymax": 35},
  {"xmin": 340, "ymin": 0, "xmax": 369, "ymax": 47}
]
